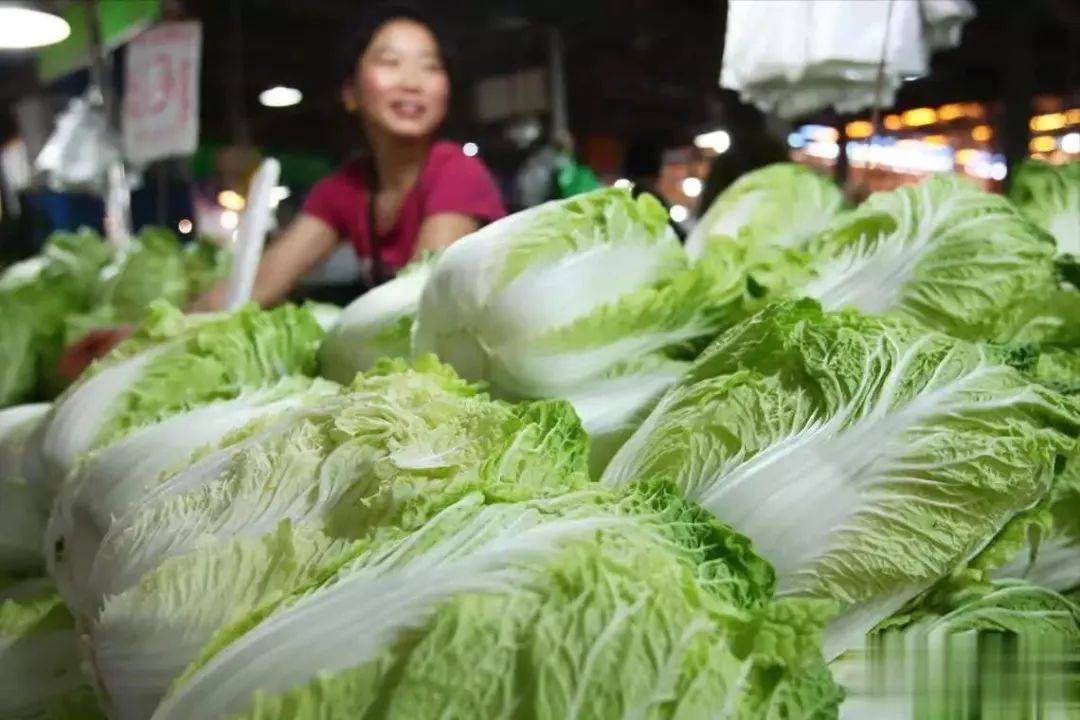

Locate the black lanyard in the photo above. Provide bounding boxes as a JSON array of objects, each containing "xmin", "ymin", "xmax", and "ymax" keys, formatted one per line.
[{"xmin": 364, "ymin": 162, "xmax": 390, "ymax": 287}]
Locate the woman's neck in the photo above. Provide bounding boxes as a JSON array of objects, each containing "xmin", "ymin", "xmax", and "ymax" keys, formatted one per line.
[{"xmin": 366, "ymin": 127, "xmax": 431, "ymax": 193}]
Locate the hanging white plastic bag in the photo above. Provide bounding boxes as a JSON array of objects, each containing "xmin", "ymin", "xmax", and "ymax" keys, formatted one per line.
[
  {"xmin": 921, "ymin": 0, "xmax": 976, "ymax": 51},
  {"xmin": 34, "ymin": 93, "xmax": 120, "ymax": 195}
]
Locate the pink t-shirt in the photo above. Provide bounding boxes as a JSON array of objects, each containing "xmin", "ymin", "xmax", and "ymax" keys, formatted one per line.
[{"xmin": 301, "ymin": 140, "xmax": 506, "ymax": 272}]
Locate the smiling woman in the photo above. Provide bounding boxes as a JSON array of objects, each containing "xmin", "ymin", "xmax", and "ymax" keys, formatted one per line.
[
  {"xmin": 198, "ymin": 1, "xmax": 506, "ymax": 306},
  {"xmin": 59, "ymin": 1, "xmax": 507, "ymax": 378}
]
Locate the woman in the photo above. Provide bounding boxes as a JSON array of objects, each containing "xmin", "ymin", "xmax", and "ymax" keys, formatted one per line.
[{"xmin": 61, "ymin": 4, "xmax": 505, "ymax": 378}]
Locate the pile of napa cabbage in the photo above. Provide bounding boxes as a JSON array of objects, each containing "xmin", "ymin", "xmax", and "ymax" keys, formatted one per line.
[{"xmin": 0, "ymin": 164, "xmax": 1076, "ymax": 719}]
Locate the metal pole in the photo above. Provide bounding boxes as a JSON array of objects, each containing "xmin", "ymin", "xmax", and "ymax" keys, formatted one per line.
[
  {"xmin": 860, "ymin": 0, "xmax": 895, "ymax": 199},
  {"xmin": 87, "ymin": 0, "xmax": 132, "ymax": 243},
  {"xmin": 548, "ymin": 27, "xmax": 569, "ymax": 149},
  {"xmin": 999, "ymin": 1, "xmax": 1034, "ymax": 193},
  {"xmin": 229, "ymin": 0, "xmax": 249, "ymax": 144}
]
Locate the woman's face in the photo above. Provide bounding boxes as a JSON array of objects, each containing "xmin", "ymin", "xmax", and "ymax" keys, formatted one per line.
[{"xmin": 346, "ymin": 19, "xmax": 449, "ymax": 140}]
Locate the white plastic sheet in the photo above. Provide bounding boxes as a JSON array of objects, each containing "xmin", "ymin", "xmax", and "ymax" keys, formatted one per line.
[{"xmin": 721, "ymin": 0, "xmax": 975, "ymax": 118}]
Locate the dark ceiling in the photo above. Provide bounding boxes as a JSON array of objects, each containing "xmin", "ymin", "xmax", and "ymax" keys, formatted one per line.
[{"xmin": 1, "ymin": 0, "xmax": 1078, "ymax": 161}]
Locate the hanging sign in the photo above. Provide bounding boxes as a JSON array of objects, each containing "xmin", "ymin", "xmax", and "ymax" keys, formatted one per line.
[{"xmin": 123, "ymin": 21, "xmax": 201, "ymax": 164}]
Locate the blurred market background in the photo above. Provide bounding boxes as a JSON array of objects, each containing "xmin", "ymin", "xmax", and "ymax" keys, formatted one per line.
[{"xmin": 0, "ymin": 0, "xmax": 1077, "ymax": 299}]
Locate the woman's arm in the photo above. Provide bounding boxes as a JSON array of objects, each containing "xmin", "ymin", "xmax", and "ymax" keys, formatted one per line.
[
  {"xmin": 189, "ymin": 214, "xmax": 340, "ymax": 312},
  {"xmin": 409, "ymin": 212, "xmax": 479, "ymax": 260}
]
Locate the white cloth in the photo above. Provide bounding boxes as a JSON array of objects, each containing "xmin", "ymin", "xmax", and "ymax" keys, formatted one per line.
[{"xmin": 721, "ymin": 0, "xmax": 974, "ymax": 118}]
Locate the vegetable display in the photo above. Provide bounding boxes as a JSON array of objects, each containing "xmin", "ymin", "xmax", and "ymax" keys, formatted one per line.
[
  {"xmin": 0, "ymin": 228, "xmax": 230, "ymax": 409},
  {"xmin": 0, "ymin": 230, "xmax": 114, "ymax": 406},
  {"xmin": 0, "ymin": 168, "xmax": 1076, "ymax": 720}
]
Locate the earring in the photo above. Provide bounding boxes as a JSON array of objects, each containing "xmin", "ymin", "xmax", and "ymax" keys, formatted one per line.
[{"xmin": 344, "ymin": 98, "xmax": 357, "ymax": 112}]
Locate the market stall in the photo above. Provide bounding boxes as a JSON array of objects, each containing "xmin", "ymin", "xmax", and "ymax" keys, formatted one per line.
[{"xmin": 0, "ymin": 2, "xmax": 1078, "ymax": 719}]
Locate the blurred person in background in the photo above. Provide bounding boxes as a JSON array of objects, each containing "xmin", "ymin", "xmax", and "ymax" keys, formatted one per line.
[
  {"xmin": 60, "ymin": 2, "xmax": 505, "ymax": 378},
  {"xmin": 623, "ymin": 133, "xmax": 685, "ymax": 240},
  {"xmin": 697, "ymin": 98, "xmax": 788, "ymax": 214}
]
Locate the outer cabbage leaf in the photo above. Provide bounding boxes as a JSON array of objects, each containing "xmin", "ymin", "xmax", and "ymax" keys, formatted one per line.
[
  {"xmin": 302, "ymin": 302, "xmax": 342, "ymax": 332},
  {"xmin": 801, "ymin": 174, "xmax": 1060, "ymax": 342},
  {"xmin": 413, "ymin": 188, "xmax": 744, "ymax": 468},
  {"xmin": 603, "ymin": 300, "xmax": 1080, "ymax": 658},
  {"xmin": 838, "ymin": 579, "xmax": 1080, "ymax": 720},
  {"xmin": 686, "ymin": 162, "xmax": 844, "ymax": 260},
  {"xmin": 153, "ymin": 484, "xmax": 839, "ymax": 720},
  {"xmin": 318, "ymin": 255, "xmax": 435, "ymax": 383},
  {"xmin": 182, "ymin": 235, "xmax": 232, "ymax": 298},
  {"xmin": 83, "ymin": 359, "xmax": 597, "ymax": 717},
  {"xmin": 46, "ymin": 377, "xmax": 340, "ymax": 619},
  {"xmin": 0, "ymin": 299, "xmax": 39, "ymax": 406},
  {"xmin": 63, "ymin": 232, "xmax": 232, "ymax": 347},
  {"xmin": 0, "ymin": 477, "xmax": 46, "ymax": 574},
  {"xmin": 87, "ymin": 357, "xmax": 589, "ymax": 604},
  {"xmin": 0, "ymin": 403, "xmax": 49, "ymax": 482},
  {"xmin": 1009, "ymin": 287, "xmax": 1080, "ymax": 350},
  {"xmin": 0, "ymin": 229, "xmax": 113, "ymax": 298},
  {"xmin": 1009, "ymin": 160, "xmax": 1079, "ymax": 258},
  {"xmin": 993, "ymin": 352, "xmax": 1080, "ymax": 594},
  {"xmin": 0, "ymin": 579, "xmax": 89, "ymax": 719},
  {"xmin": 0, "ymin": 230, "xmax": 113, "ymax": 406},
  {"xmin": 0, "ymin": 405, "xmax": 51, "ymax": 573},
  {"xmin": 26, "ymin": 301, "xmax": 324, "ymax": 499},
  {"xmin": 90, "ymin": 523, "xmax": 348, "ymax": 720},
  {"xmin": 93, "ymin": 227, "xmax": 190, "ymax": 322}
]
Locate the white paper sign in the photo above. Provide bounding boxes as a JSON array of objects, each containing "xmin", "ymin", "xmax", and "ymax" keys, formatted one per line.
[{"xmin": 123, "ymin": 21, "xmax": 201, "ymax": 164}]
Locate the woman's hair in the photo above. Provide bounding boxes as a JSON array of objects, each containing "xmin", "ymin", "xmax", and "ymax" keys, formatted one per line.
[{"xmin": 338, "ymin": 2, "xmax": 455, "ymax": 85}]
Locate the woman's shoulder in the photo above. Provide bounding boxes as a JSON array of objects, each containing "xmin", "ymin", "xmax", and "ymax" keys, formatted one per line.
[
  {"xmin": 301, "ymin": 159, "xmax": 368, "ymax": 221},
  {"xmin": 425, "ymin": 141, "xmax": 493, "ymax": 180},
  {"xmin": 420, "ymin": 141, "xmax": 506, "ymax": 220}
]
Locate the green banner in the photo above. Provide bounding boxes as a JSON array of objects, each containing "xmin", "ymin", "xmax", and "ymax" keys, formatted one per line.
[{"xmin": 38, "ymin": 0, "xmax": 161, "ymax": 82}]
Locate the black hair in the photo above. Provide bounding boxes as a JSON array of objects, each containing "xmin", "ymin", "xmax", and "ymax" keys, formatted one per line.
[
  {"xmin": 338, "ymin": 2, "xmax": 454, "ymax": 85},
  {"xmin": 622, "ymin": 133, "xmax": 665, "ymax": 180}
]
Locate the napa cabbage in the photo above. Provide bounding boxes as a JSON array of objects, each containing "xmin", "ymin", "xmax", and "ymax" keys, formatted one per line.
[
  {"xmin": 1009, "ymin": 160, "xmax": 1079, "ymax": 258},
  {"xmin": 686, "ymin": 162, "xmax": 843, "ymax": 260},
  {"xmin": 603, "ymin": 300, "xmax": 1080, "ymax": 658},
  {"xmin": 799, "ymin": 175, "xmax": 1060, "ymax": 342},
  {"xmin": 318, "ymin": 255, "xmax": 435, "ymax": 383},
  {"xmin": 25, "ymin": 301, "xmax": 324, "ymax": 499},
  {"xmin": 152, "ymin": 483, "xmax": 841, "ymax": 720},
  {"xmin": 413, "ymin": 187, "xmax": 744, "ymax": 469}
]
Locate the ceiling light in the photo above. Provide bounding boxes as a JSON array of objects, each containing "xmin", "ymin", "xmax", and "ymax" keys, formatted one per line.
[
  {"xmin": 218, "ymin": 189, "xmax": 246, "ymax": 211},
  {"xmin": 680, "ymin": 177, "xmax": 703, "ymax": 198},
  {"xmin": 1029, "ymin": 113, "xmax": 1066, "ymax": 132},
  {"xmin": 693, "ymin": 130, "xmax": 730, "ymax": 154},
  {"xmin": 221, "ymin": 209, "xmax": 240, "ymax": 231},
  {"xmin": 845, "ymin": 121, "xmax": 874, "ymax": 139},
  {"xmin": 0, "ymin": 7, "xmax": 71, "ymax": 49},
  {"xmin": 1029, "ymin": 135, "xmax": 1056, "ymax": 153},
  {"xmin": 259, "ymin": 86, "xmax": 302, "ymax": 108},
  {"xmin": 901, "ymin": 108, "xmax": 937, "ymax": 127}
]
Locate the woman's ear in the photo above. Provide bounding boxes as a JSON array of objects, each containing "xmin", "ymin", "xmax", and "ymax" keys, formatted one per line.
[{"xmin": 341, "ymin": 85, "xmax": 359, "ymax": 113}]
